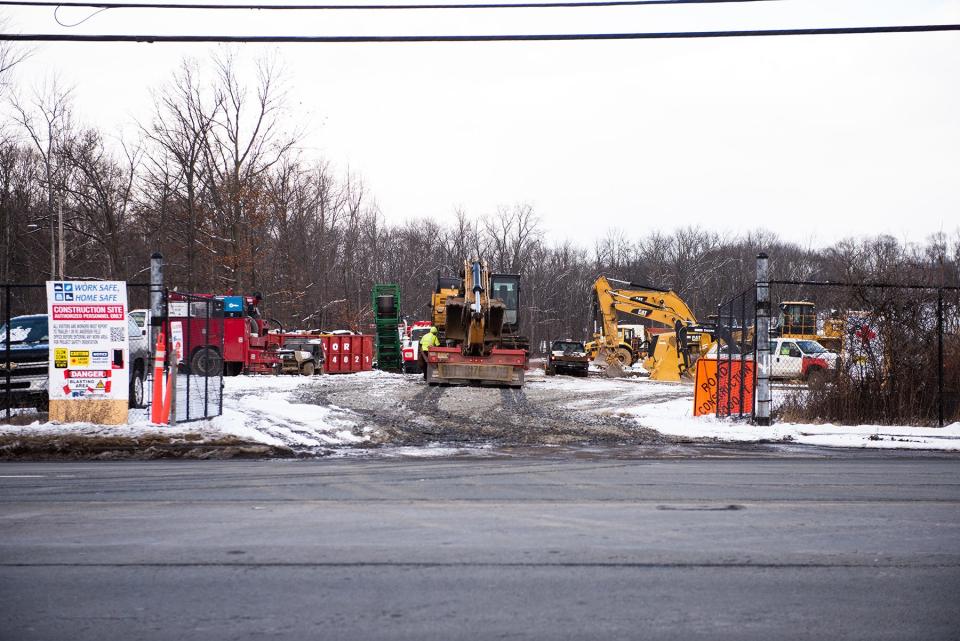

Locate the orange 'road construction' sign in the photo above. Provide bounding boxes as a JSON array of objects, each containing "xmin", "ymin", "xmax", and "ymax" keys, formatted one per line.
[{"xmin": 694, "ymin": 357, "xmax": 755, "ymax": 417}]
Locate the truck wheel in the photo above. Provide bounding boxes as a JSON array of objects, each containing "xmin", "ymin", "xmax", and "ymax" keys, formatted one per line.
[
  {"xmin": 545, "ymin": 365, "xmax": 555, "ymax": 376},
  {"xmin": 806, "ymin": 367, "xmax": 827, "ymax": 390},
  {"xmin": 301, "ymin": 361, "xmax": 315, "ymax": 376},
  {"xmin": 617, "ymin": 347, "xmax": 633, "ymax": 367},
  {"xmin": 190, "ymin": 348, "xmax": 223, "ymax": 377},
  {"xmin": 128, "ymin": 364, "xmax": 145, "ymax": 408}
]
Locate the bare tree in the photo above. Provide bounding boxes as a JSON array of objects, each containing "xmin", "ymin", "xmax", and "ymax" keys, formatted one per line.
[
  {"xmin": 141, "ymin": 59, "xmax": 220, "ymax": 290},
  {"xmin": 0, "ymin": 19, "xmax": 28, "ymax": 93},
  {"xmin": 9, "ymin": 77, "xmax": 73, "ymax": 279},
  {"xmin": 61, "ymin": 129, "xmax": 140, "ymax": 278},
  {"xmin": 203, "ymin": 50, "xmax": 299, "ymax": 291}
]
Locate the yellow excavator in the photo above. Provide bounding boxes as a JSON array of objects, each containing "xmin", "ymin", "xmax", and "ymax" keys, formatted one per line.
[
  {"xmin": 424, "ymin": 260, "xmax": 527, "ymax": 387},
  {"xmin": 589, "ymin": 276, "xmax": 719, "ymax": 381}
]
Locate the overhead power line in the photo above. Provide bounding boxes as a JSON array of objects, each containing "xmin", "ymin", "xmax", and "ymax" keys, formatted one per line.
[
  {"xmin": 1, "ymin": 24, "xmax": 959, "ymax": 42},
  {"xmin": 0, "ymin": 0, "xmax": 779, "ymax": 10}
]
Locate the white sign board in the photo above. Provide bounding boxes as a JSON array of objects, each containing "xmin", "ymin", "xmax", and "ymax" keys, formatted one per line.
[
  {"xmin": 46, "ymin": 281, "xmax": 129, "ymax": 402},
  {"xmin": 168, "ymin": 301, "xmax": 189, "ymax": 318},
  {"xmin": 170, "ymin": 321, "xmax": 184, "ymax": 363}
]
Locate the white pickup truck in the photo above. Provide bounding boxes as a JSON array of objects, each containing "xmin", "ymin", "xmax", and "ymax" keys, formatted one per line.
[{"xmin": 768, "ymin": 338, "xmax": 838, "ymax": 386}]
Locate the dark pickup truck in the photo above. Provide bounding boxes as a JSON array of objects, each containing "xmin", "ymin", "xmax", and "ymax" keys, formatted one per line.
[
  {"xmin": 545, "ymin": 339, "xmax": 590, "ymax": 377},
  {"xmin": 0, "ymin": 314, "xmax": 49, "ymax": 406}
]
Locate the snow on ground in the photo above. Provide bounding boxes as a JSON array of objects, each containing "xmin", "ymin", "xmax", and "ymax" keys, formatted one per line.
[
  {"xmin": 3, "ymin": 368, "xmax": 960, "ymax": 453},
  {"xmin": 211, "ymin": 375, "xmax": 370, "ymax": 449},
  {"xmin": 0, "ymin": 374, "xmax": 371, "ymax": 450},
  {"xmin": 609, "ymin": 389, "xmax": 960, "ymax": 451}
]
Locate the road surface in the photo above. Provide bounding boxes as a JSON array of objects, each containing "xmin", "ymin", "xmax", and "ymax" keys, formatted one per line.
[{"xmin": 2, "ymin": 454, "xmax": 959, "ymax": 640}]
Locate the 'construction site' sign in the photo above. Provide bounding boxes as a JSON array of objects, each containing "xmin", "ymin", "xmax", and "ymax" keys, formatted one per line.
[{"xmin": 46, "ymin": 281, "xmax": 129, "ymax": 424}]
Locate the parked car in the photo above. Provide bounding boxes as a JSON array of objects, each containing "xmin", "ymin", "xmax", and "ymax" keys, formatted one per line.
[
  {"xmin": 1, "ymin": 313, "xmax": 151, "ymax": 409},
  {"xmin": 769, "ymin": 338, "xmax": 838, "ymax": 387},
  {"xmin": 545, "ymin": 339, "xmax": 590, "ymax": 377},
  {"xmin": 129, "ymin": 308, "xmax": 150, "ymax": 336}
]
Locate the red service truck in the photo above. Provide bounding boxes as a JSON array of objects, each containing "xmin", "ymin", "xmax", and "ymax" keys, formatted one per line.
[{"xmin": 167, "ymin": 292, "xmax": 282, "ymax": 376}]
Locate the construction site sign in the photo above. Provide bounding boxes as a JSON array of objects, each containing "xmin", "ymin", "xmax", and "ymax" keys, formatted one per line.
[{"xmin": 46, "ymin": 281, "xmax": 129, "ymax": 425}]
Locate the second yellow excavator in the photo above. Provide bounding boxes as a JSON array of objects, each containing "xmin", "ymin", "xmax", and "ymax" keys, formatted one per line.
[{"xmin": 588, "ymin": 276, "xmax": 720, "ymax": 381}]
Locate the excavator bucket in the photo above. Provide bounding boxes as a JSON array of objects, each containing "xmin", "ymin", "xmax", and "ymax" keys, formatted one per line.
[
  {"xmin": 600, "ymin": 350, "xmax": 626, "ymax": 378},
  {"xmin": 644, "ymin": 333, "xmax": 685, "ymax": 382},
  {"xmin": 443, "ymin": 296, "xmax": 505, "ymax": 344}
]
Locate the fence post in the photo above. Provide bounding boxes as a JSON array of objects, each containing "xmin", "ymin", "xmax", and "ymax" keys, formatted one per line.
[
  {"xmin": 937, "ymin": 288, "xmax": 944, "ymax": 428},
  {"xmin": 4, "ymin": 285, "xmax": 10, "ymax": 423},
  {"xmin": 149, "ymin": 252, "xmax": 164, "ymax": 367},
  {"xmin": 755, "ymin": 253, "xmax": 771, "ymax": 426}
]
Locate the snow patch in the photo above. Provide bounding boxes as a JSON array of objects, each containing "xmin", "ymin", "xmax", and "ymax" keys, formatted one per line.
[{"xmin": 614, "ymin": 392, "xmax": 960, "ymax": 451}]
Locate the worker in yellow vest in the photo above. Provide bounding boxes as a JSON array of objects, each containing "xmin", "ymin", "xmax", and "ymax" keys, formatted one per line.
[{"xmin": 419, "ymin": 326, "xmax": 440, "ymax": 380}]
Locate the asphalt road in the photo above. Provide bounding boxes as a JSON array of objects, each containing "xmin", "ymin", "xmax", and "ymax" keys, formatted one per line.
[{"xmin": 1, "ymin": 454, "xmax": 959, "ymax": 640}]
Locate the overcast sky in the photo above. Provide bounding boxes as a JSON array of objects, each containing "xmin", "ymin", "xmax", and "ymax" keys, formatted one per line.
[{"xmin": 3, "ymin": 0, "xmax": 959, "ymax": 247}]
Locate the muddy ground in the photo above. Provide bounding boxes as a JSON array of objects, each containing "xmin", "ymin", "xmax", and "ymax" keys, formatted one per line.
[{"xmin": 293, "ymin": 369, "xmax": 692, "ymax": 448}]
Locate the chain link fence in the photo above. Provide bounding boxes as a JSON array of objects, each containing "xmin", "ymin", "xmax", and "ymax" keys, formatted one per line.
[
  {"xmin": 766, "ymin": 281, "xmax": 959, "ymax": 427},
  {"xmin": 163, "ymin": 291, "xmax": 225, "ymax": 423},
  {"xmin": 703, "ymin": 260, "xmax": 958, "ymax": 429}
]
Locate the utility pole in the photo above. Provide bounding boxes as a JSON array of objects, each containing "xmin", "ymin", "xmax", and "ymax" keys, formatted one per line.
[
  {"xmin": 755, "ymin": 253, "xmax": 771, "ymax": 426},
  {"xmin": 57, "ymin": 198, "xmax": 65, "ymax": 279},
  {"xmin": 150, "ymin": 252, "xmax": 164, "ymax": 365},
  {"xmin": 48, "ymin": 193, "xmax": 55, "ymax": 280}
]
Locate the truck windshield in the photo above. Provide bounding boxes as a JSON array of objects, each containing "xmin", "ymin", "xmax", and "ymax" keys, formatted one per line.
[
  {"xmin": 0, "ymin": 316, "xmax": 49, "ymax": 345},
  {"xmin": 411, "ymin": 328, "xmax": 429, "ymax": 341},
  {"xmin": 552, "ymin": 341, "xmax": 584, "ymax": 353},
  {"xmin": 796, "ymin": 340, "xmax": 827, "ymax": 354}
]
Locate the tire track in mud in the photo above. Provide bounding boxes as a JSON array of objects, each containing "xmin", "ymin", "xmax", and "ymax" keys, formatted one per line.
[
  {"xmin": 276, "ymin": 374, "xmax": 690, "ymax": 449},
  {"xmin": 411, "ymin": 384, "xmax": 444, "ymax": 414}
]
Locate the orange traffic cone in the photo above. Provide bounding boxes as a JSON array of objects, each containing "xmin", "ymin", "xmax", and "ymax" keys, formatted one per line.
[{"xmin": 151, "ymin": 332, "xmax": 166, "ymax": 424}]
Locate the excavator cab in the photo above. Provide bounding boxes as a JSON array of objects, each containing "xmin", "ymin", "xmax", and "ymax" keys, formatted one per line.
[{"xmin": 490, "ymin": 274, "xmax": 520, "ymax": 331}]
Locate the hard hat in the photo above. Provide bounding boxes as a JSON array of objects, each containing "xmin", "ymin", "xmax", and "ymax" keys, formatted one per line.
[{"xmin": 430, "ymin": 327, "xmax": 438, "ymax": 334}]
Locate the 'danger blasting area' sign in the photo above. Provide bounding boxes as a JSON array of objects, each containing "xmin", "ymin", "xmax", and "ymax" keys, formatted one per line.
[{"xmin": 46, "ymin": 281, "xmax": 129, "ymax": 424}]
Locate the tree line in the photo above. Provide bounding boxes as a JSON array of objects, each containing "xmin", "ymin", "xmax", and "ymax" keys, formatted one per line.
[{"xmin": 2, "ymin": 51, "xmax": 958, "ymax": 354}]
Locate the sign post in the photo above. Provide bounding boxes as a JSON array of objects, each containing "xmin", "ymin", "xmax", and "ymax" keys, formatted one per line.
[{"xmin": 46, "ymin": 281, "xmax": 129, "ymax": 425}]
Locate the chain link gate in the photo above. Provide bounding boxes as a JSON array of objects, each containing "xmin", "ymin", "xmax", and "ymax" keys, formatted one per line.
[
  {"xmin": 713, "ymin": 287, "xmax": 757, "ymax": 419},
  {"xmin": 162, "ymin": 291, "xmax": 225, "ymax": 423}
]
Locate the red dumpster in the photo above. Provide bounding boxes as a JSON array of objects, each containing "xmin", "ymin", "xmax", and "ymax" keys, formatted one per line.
[{"xmin": 319, "ymin": 334, "xmax": 374, "ymax": 374}]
